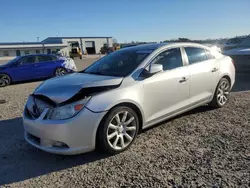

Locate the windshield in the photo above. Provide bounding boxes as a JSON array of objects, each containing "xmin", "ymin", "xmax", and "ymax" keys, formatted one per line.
[{"xmin": 82, "ymin": 49, "xmax": 151, "ymax": 77}]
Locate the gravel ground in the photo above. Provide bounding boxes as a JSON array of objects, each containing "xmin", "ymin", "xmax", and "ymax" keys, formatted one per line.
[{"xmin": 0, "ymin": 59, "xmax": 250, "ymax": 187}]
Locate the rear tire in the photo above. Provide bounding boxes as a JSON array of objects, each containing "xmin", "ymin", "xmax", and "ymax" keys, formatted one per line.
[
  {"xmin": 55, "ymin": 68, "xmax": 67, "ymax": 77},
  {"xmin": 0, "ymin": 74, "xmax": 11, "ymax": 87},
  {"xmin": 209, "ymin": 77, "xmax": 231, "ymax": 108},
  {"xmin": 97, "ymin": 106, "xmax": 139, "ymax": 154}
]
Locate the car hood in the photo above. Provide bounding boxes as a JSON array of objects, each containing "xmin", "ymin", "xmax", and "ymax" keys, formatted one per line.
[
  {"xmin": 0, "ymin": 63, "xmax": 8, "ymax": 69},
  {"xmin": 34, "ymin": 73, "xmax": 123, "ymax": 104}
]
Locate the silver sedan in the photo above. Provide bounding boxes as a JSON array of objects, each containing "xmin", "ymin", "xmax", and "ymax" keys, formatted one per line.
[{"xmin": 23, "ymin": 43, "xmax": 235, "ymax": 155}]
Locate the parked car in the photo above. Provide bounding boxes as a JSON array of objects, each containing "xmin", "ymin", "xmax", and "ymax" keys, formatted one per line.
[
  {"xmin": 0, "ymin": 54, "xmax": 77, "ymax": 87},
  {"xmin": 222, "ymin": 37, "xmax": 246, "ymax": 51},
  {"xmin": 223, "ymin": 36, "xmax": 250, "ymax": 72},
  {"xmin": 23, "ymin": 43, "xmax": 235, "ymax": 155}
]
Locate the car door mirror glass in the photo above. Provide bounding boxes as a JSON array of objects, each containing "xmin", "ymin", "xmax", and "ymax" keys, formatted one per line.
[{"xmin": 149, "ymin": 64, "xmax": 163, "ymax": 74}]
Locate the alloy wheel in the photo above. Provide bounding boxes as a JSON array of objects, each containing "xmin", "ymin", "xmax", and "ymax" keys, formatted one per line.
[
  {"xmin": 217, "ymin": 80, "xmax": 230, "ymax": 106},
  {"xmin": 55, "ymin": 68, "xmax": 66, "ymax": 76},
  {"xmin": 0, "ymin": 74, "xmax": 10, "ymax": 87},
  {"xmin": 107, "ymin": 111, "xmax": 137, "ymax": 150}
]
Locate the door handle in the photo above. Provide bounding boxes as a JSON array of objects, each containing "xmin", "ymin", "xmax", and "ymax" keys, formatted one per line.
[
  {"xmin": 211, "ymin": 68, "xmax": 218, "ymax": 72},
  {"xmin": 179, "ymin": 77, "xmax": 188, "ymax": 83}
]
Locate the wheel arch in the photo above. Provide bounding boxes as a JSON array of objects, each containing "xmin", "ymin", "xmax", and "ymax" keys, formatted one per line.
[
  {"xmin": 54, "ymin": 66, "xmax": 67, "ymax": 75},
  {"xmin": 95, "ymin": 101, "xmax": 144, "ymax": 150},
  {"xmin": 109, "ymin": 102, "xmax": 144, "ymax": 131},
  {"xmin": 221, "ymin": 74, "xmax": 231, "ymax": 86},
  {"xmin": 210, "ymin": 74, "xmax": 232, "ymax": 103},
  {"xmin": 0, "ymin": 72, "xmax": 12, "ymax": 82}
]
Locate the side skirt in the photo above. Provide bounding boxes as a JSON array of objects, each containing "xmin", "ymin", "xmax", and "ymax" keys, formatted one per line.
[{"xmin": 142, "ymin": 100, "xmax": 208, "ymax": 130}]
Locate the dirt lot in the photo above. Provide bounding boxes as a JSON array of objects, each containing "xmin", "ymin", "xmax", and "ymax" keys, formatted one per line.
[{"xmin": 0, "ymin": 58, "xmax": 250, "ymax": 187}]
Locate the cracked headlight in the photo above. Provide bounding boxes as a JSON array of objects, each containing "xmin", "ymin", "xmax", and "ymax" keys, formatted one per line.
[{"xmin": 47, "ymin": 97, "xmax": 91, "ymax": 120}]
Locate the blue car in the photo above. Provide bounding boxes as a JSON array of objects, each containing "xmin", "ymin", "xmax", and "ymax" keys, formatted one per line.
[{"xmin": 0, "ymin": 54, "xmax": 77, "ymax": 87}]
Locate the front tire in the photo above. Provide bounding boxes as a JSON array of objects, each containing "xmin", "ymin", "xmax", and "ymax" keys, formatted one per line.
[
  {"xmin": 209, "ymin": 78, "xmax": 231, "ymax": 108},
  {"xmin": 0, "ymin": 74, "xmax": 11, "ymax": 87},
  {"xmin": 97, "ymin": 106, "xmax": 139, "ymax": 154}
]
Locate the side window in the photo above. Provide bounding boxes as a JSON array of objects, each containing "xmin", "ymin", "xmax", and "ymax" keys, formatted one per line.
[
  {"xmin": 185, "ymin": 47, "xmax": 207, "ymax": 64},
  {"xmin": 51, "ymin": 55, "xmax": 58, "ymax": 61},
  {"xmin": 37, "ymin": 56, "xmax": 53, "ymax": 62},
  {"xmin": 153, "ymin": 48, "xmax": 183, "ymax": 71},
  {"xmin": 205, "ymin": 49, "xmax": 215, "ymax": 60},
  {"xmin": 18, "ymin": 56, "xmax": 36, "ymax": 65}
]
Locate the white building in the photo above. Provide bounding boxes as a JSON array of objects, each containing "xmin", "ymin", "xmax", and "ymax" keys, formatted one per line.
[{"xmin": 0, "ymin": 36, "xmax": 113, "ymax": 60}]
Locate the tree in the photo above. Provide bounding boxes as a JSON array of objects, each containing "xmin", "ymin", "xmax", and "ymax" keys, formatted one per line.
[
  {"xmin": 113, "ymin": 38, "xmax": 118, "ymax": 44},
  {"xmin": 177, "ymin": 38, "xmax": 190, "ymax": 42}
]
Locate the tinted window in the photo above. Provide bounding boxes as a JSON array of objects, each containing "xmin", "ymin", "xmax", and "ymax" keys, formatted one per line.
[
  {"xmin": 153, "ymin": 48, "xmax": 183, "ymax": 70},
  {"xmin": 37, "ymin": 55, "xmax": 53, "ymax": 62},
  {"xmin": 185, "ymin": 47, "xmax": 207, "ymax": 64},
  {"xmin": 18, "ymin": 56, "xmax": 35, "ymax": 65},
  {"xmin": 82, "ymin": 49, "xmax": 151, "ymax": 77}
]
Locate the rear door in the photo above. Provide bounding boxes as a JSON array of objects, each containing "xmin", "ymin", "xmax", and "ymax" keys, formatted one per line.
[
  {"xmin": 11, "ymin": 56, "xmax": 37, "ymax": 81},
  {"xmin": 184, "ymin": 47, "xmax": 219, "ymax": 104},
  {"xmin": 35, "ymin": 55, "xmax": 57, "ymax": 78}
]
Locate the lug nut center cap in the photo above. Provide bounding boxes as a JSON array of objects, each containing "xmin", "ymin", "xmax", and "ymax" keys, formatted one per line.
[{"xmin": 118, "ymin": 126, "xmax": 124, "ymax": 133}]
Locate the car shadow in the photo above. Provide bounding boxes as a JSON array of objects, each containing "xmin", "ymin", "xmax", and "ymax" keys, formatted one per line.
[{"xmin": 0, "ymin": 117, "xmax": 110, "ymax": 186}]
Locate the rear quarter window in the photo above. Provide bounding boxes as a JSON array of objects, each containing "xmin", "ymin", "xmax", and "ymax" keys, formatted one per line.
[{"xmin": 37, "ymin": 56, "xmax": 53, "ymax": 62}]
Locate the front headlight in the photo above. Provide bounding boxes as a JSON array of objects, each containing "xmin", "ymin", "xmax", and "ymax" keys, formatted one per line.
[{"xmin": 47, "ymin": 97, "xmax": 91, "ymax": 120}]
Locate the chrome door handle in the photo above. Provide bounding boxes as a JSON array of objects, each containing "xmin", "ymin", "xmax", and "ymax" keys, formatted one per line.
[
  {"xmin": 179, "ymin": 77, "xmax": 188, "ymax": 83},
  {"xmin": 211, "ymin": 68, "xmax": 218, "ymax": 72}
]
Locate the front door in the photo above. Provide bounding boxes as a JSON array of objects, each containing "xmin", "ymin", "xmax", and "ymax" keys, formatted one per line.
[
  {"xmin": 184, "ymin": 47, "xmax": 219, "ymax": 104},
  {"xmin": 12, "ymin": 56, "xmax": 37, "ymax": 81},
  {"xmin": 142, "ymin": 48, "xmax": 190, "ymax": 125}
]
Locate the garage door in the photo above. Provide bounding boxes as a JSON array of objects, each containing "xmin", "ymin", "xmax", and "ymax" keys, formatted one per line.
[{"xmin": 85, "ymin": 41, "xmax": 95, "ymax": 47}]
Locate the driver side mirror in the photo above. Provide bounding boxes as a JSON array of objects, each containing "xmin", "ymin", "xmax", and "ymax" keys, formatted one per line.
[{"xmin": 149, "ymin": 64, "xmax": 163, "ymax": 74}]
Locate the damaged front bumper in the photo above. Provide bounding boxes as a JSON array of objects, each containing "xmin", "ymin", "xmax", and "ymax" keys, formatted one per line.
[{"xmin": 23, "ymin": 107, "xmax": 107, "ymax": 155}]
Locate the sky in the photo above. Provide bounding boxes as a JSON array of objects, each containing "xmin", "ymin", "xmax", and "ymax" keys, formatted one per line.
[{"xmin": 0, "ymin": 0, "xmax": 250, "ymax": 43}]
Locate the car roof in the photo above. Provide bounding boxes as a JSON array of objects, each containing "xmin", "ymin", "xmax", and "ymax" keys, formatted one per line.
[
  {"xmin": 121, "ymin": 42, "xmax": 211, "ymax": 52},
  {"xmin": 122, "ymin": 43, "xmax": 169, "ymax": 51},
  {"xmin": 21, "ymin": 54, "xmax": 55, "ymax": 57}
]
